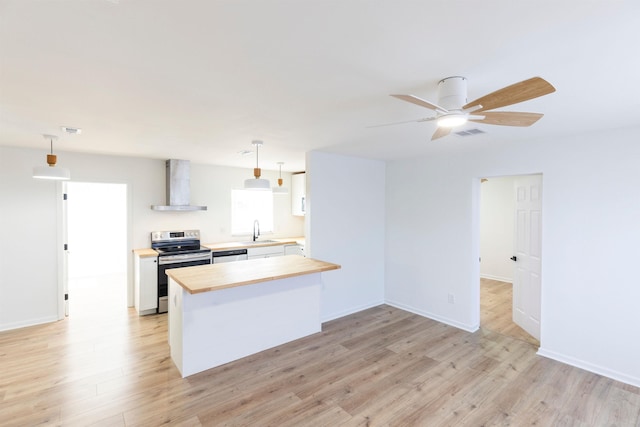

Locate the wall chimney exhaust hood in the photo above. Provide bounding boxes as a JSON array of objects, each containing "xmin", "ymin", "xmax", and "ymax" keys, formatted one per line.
[{"xmin": 151, "ymin": 159, "xmax": 207, "ymax": 211}]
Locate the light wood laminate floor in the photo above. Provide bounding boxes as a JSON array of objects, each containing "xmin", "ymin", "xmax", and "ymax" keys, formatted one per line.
[
  {"xmin": 1, "ymin": 287, "xmax": 639, "ymax": 425},
  {"xmin": 480, "ymin": 278, "xmax": 540, "ymax": 346}
]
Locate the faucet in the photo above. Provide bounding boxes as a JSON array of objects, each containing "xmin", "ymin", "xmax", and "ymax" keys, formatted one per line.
[{"xmin": 252, "ymin": 219, "xmax": 260, "ymax": 242}]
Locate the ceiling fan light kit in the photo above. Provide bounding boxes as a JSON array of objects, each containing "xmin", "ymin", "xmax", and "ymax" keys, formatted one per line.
[
  {"xmin": 435, "ymin": 77, "xmax": 470, "ymax": 128},
  {"xmin": 33, "ymin": 134, "xmax": 71, "ymax": 180},
  {"xmin": 390, "ymin": 76, "xmax": 556, "ymax": 140},
  {"xmin": 244, "ymin": 140, "xmax": 271, "ymax": 190},
  {"xmin": 437, "ymin": 114, "xmax": 468, "ymax": 128}
]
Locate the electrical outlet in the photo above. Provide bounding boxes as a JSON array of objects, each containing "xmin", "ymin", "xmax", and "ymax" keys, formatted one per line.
[{"xmin": 448, "ymin": 293, "xmax": 455, "ymax": 304}]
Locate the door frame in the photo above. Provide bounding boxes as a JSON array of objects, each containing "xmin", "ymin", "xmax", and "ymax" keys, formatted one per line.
[
  {"xmin": 475, "ymin": 173, "xmax": 544, "ymax": 344},
  {"xmin": 57, "ymin": 180, "xmax": 133, "ymax": 320},
  {"xmin": 56, "ymin": 182, "xmax": 67, "ymax": 320}
]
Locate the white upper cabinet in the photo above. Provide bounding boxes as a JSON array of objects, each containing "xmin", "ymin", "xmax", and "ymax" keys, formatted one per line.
[{"xmin": 291, "ymin": 172, "xmax": 306, "ymax": 216}]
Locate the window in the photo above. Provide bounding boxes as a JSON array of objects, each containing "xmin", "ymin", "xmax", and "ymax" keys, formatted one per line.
[{"xmin": 231, "ymin": 189, "xmax": 273, "ymax": 235}]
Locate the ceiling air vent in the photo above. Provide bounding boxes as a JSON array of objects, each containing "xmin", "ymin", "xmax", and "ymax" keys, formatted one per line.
[{"xmin": 454, "ymin": 128, "xmax": 485, "ymax": 137}]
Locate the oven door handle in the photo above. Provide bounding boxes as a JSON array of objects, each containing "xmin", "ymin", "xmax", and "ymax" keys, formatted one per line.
[{"xmin": 158, "ymin": 253, "xmax": 211, "ymax": 264}]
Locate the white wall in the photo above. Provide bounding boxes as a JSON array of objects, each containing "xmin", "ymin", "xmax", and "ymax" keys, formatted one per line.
[
  {"xmin": 306, "ymin": 151, "xmax": 385, "ymax": 321},
  {"xmin": 480, "ymin": 176, "xmax": 516, "ymax": 282},
  {"xmin": 0, "ymin": 147, "xmax": 60, "ymax": 329},
  {"xmin": 0, "ymin": 146, "xmax": 303, "ymax": 331},
  {"xmin": 385, "ymin": 127, "xmax": 640, "ymax": 387},
  {"xmin": 385, "ymin": 155, "xmax": 481, "ymax": 331}
]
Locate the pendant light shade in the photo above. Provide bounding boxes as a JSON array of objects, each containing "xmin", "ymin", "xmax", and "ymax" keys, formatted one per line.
[
  {"xmin": 272, "ymin": 162, "xmax": 289, "ymax": 194},
  {"xmin": 33, "ymin": 164, "xmax": 71, "ymax": 180},
  {"xmin": 33, "ymin": 135, "xmax": 70, "ymax": 180},
  {"xmin": 244, "ymin": 140, "xmax": 271, "ymax": 190},
  {"xmin": 244, "ymin": 176, "xmax": 271, "ymax": 190}
]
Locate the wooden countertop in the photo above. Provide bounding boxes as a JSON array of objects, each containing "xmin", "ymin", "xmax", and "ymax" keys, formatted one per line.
[
  {"xmin": 166, "ymin": 255, "xmax": 340, "ymax": 294},
  {"xmin": 133, "ymin": 248, "xmax": 158, "ymax": 257},
  {"xmin": 133, "ymin": 236, "xmax": 305, "ymax": 257}
]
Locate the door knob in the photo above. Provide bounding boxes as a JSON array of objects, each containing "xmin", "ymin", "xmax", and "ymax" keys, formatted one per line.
[{"xmin": 510, "ymin": 256, "xmax": 517, "ymax": 262}]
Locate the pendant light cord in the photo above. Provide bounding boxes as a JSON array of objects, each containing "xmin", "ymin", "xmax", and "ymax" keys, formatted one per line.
[{"xmin": 255, "ymin": 143, "xmax": 259, "ymax": 168}]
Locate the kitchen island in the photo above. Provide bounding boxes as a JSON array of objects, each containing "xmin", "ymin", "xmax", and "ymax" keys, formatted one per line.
[{"xmin": 166, "ymin": 255, "xmax": 340, "ymax": 377}]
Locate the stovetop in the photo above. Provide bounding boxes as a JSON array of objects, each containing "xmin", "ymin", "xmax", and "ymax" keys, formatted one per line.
[{"xmin": 151, "ymin": 229, "xmax": 211, "ymax": 256}]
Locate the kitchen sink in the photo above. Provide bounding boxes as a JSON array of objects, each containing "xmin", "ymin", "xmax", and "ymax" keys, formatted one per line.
[{"xmin": 241, "ymin": 240, "xmax": 279, "ymax": 245}]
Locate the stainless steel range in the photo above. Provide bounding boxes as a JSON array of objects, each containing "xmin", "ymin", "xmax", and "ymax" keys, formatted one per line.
[{"xmin": 151, "ymin": 230, "xmax": 211, "ymax": 313}]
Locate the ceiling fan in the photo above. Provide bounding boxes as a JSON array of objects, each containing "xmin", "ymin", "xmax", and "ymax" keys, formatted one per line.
[{"xmin": 388, "ymin": 76, "xmax": 556, "ymax": 140}]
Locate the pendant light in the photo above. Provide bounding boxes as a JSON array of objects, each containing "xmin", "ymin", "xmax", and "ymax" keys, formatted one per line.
[
  {"xmin": 272, "ymin": 162, "xmax": 289, "ymax": 194},
  {"xmin": 33, "ymin": 134, "xmax": 70, "ymax": 180},
  {"xmin": 244, "ymin": 140, "xmax": 271, "ymax": 190}
]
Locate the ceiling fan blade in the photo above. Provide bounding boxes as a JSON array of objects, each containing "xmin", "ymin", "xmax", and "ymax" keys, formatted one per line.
[
  {"xmin": 463, "ymin": 77, "xmax": 556, "ymax": 112},
  {"xmin": 431, "ymin": 127, "xmax": 452, "ymax": 140},
  {"xmin": 391, "ymin": 94, "xmax": 448, "ymax": 113},
  {"xmin": 469, "ymin": 111, "xmax": 543, "ymax": 127},
  {"xmin": 367, "ymin": 116, "xmax": 436, "ymax": 128}
]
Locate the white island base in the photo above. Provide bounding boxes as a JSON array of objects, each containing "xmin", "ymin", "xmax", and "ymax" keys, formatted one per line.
[{"xmin": 169, "ymin": 273, "xmax": 322, "ymax": 377}]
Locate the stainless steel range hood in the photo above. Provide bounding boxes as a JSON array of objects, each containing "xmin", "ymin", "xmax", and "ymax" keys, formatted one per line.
[{"xmin": 151, "ymin": 159, "xmax": 207, "ymax": 211}]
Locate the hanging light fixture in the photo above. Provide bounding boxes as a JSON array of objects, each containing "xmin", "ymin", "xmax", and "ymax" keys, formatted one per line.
[
  {"xmin": 33, "ymin": 134, "xmax": 70, "ymax": 180},
  {"xmin": 244, "ymin": 140, "xmax": 271, "ymax": 190},
  {"xmin": 272, "ymin": 162, "xmax": 289, "ymax": 194}
]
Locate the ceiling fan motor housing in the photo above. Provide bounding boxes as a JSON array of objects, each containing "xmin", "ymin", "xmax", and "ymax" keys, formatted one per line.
[{"xmin": 438, "ymin": 76, "xmax": 467, "ymax": 110}]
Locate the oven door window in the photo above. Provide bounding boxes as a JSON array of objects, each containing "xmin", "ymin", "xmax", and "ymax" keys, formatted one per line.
[{"xmin": 158, "ymin": 258, "xmax": 211, "ymax": 298}]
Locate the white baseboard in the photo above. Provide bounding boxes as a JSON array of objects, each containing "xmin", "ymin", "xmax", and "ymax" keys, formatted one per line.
[
  {"xmin": 0, "ymin": 315, "xmax": 59, "ymax": 332},
  {"xmin": 385, "ymin": 299, "xmax": 479, "ymax": 333},
  {"xmin": 480, "ymin": 273, "xmax": 513, "ymax": 283},
  {"xmin": 537, "ymin": 347, "xmax": 640, "ymax": 389},
  {"xmin": 321, "ymin": 298, "xmax": 384, "ymax": 323}
]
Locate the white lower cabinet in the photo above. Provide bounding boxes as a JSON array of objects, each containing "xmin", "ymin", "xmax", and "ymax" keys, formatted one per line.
[
  {"xmin": 284, "ymin": 244, "xmax": 305, "ymax": 257},
  {"xmin": 247, "ymin": 245, "xmax": 285, "ymax": 260},
  {"xmin": 134, "ymin": 254, "xmax": 158, "ymax": 315}
]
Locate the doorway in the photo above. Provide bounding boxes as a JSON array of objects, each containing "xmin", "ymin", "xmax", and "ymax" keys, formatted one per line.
[
  {"xmin": 479, "ymin": 175, "xmax": 541, "ymax": 346},
  {"xmin": 65, "ymin": 182, "xmax": 128, "ymax": 320}
]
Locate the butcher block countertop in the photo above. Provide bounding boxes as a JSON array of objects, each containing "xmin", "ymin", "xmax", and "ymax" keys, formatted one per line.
[
  {"xmin": 166, "ymin": 255, "xmax": 339, "ymax": 294},
  {"xmin": 133, "ymin": 237, "xmax": 305, "ymax": 257},
  {"xmin": 133, "ymin": 248, "xmax": 158, "ymax": 257}
]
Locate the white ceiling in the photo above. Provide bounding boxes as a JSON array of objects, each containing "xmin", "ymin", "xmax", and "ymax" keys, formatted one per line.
[{"xmin": 1, "ymin": 0, "xmax": 639, "ymax": 172}]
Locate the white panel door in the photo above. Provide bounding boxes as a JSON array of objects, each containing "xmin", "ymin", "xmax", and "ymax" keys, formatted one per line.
[{"xmin": 512, "ymin": 174, "xmax": 542, "ymax": 340}]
